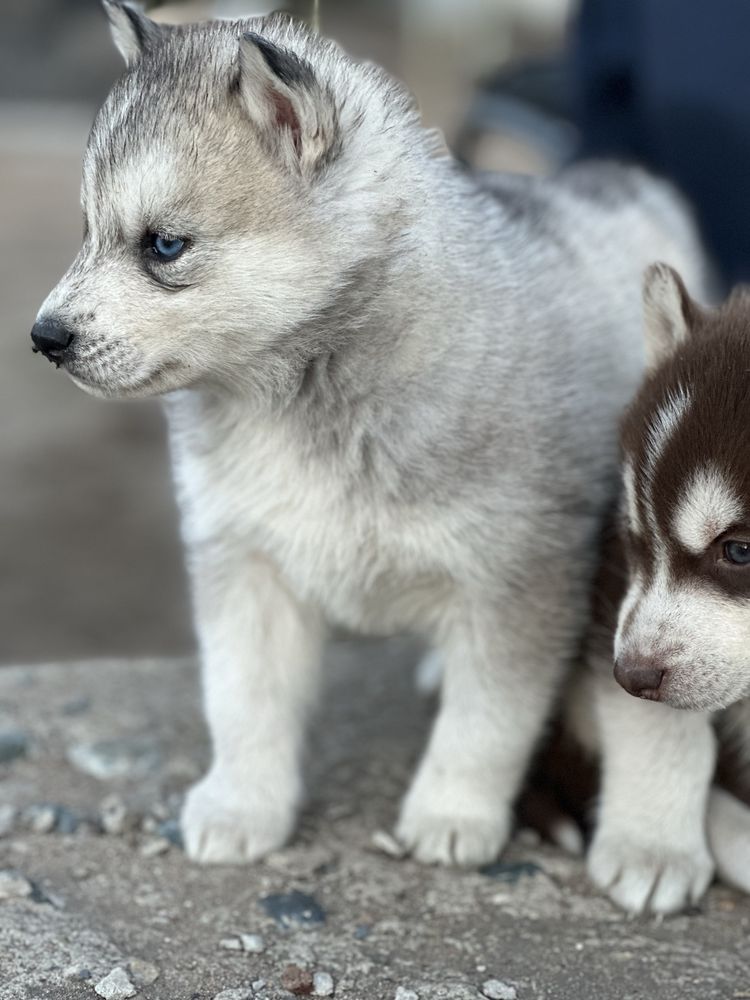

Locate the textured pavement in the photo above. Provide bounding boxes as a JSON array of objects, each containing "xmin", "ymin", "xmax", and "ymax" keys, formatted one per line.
[{"xmin": 1, "ymin": 639, "xmax": 749, "ymax": 1000}]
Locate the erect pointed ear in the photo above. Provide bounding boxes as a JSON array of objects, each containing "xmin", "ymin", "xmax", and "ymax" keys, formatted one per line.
[
  {"xmin": 237, "ymin": 32, "xmax": 340, "ymax": 177},
  {"xmin": 102, "ymin": 0, "xmax": 163, "ymax": 67},
  {"xmin": 642, "ymin": 262, "xmax": 697, "ymax": 370}
]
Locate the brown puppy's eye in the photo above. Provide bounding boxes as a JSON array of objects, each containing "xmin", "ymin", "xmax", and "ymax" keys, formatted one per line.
[{"xmin": 723, "ymin": 540, "xmax": 750, "ymax": 565}]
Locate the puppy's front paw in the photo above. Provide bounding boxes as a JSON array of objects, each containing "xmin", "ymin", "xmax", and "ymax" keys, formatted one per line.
[
  {"xmin": 396, "ymin": 773, "xmax": 511, "ymax": 867},
  {"xmin": 181, "ymin": 770, "xmax": 297, "ymax": 864},
  {"xmin": 588, "ymin": 832, "xmax": 714, "ymax": 914}
]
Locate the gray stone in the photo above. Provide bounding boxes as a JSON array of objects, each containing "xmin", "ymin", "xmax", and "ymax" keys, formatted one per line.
[
  {"xmin": 251, "ymin": 982, "xmax": 266, "ymax": 994},
  {"xmin": 24, "ymin": 803, "xmax": 58, "ymax": 834},
  {"xmin": 63, "ymin": 964, "xmax": 92, "ymax": 981},
  {"xmin": 0, "ymin": 729, "xmax": 28, "ymax": 763},
  {"xmin": 213, "ymin": 991, "xmax": 252, "ymax": 1000},
  {"xmin": 394, "ymin": 990, "xmax": 418, "ymax": 1000},
  {"xmin": 219, "ymin": 936, "xmax": 243, "ymax": 951},
  {"xmin": 481, "ymin": 982, "xmax": 517, "ymax": 1000},
  {"xmin": 99, "ymin": 794, "xmax": 130, "ymax": 836},
  {"xmin": 0, "ymin": 804, "xmax": 17, "ymax": 837},
  {"xmin": 0, "ymin": 869, "xmax": 34, "ymax": 900},
  {"xmin": 260, "ymin": 890, "xmax": 326, "ymax": 928},
  {"xmin": 68, "ymin": 739, "xmax": 160, "ymax": 780},
  {"xmin": 239, "ymin": 933, "xmax": 265, "ymax": 954},
  {"xmin": 94, "ymin": 967, "xmax": 137, "ymax": 999},
  {"xmin": 127, "ymin": 958, "xmax": 160, "ymax": 987},
  {"xmin": 313, "ymin": 971, "xmax": 335, "ymax": 996},
  {"xmin": 139, "ymin": 837, "xmax": 170, "ymax": 858}
]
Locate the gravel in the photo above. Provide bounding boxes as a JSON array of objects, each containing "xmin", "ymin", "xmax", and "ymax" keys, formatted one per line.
[
  {"xmin": 260, "ymin": 890, "xmax": 326, "ymax": 928},
  {"xmin": 0, "ymin": 869, "xmax": 34, "ymax": 900},
  {"xmin": 280, "ymin": 964, "xmax": 315, "ymax": 995},
  {"xmin": 0, "ymin": 804, "xmax": 17, "ymax": 837},
  {"xmin": 239, "ymin": 933, "xmax": 266, "ymax": 954},
  {"xmin": 312, "ymin": 970, "xmax": 335, "ymax": 996},
  {"xmin": 68, "ymin": 738, "xmax": 160, "ymax": 780},
  {"xmin": 481, "ymin": 981, "xmax": 517, "ymax": 1000},
  {"xmin": 99, "ymin": 794, "xmax": 130, "ymax": 835},
  {"xmin": 94, "ymin": 966, "xmax": 137, "ymax": 999}
]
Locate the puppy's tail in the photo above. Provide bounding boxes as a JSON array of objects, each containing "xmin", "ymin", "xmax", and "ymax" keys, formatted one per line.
[{"xmin": 707, "ymin": 786, "xmax": 750, "ymax": 893}]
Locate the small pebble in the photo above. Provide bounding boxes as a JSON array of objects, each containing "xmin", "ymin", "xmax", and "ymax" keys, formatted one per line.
[
  {"xmin": 280, "ymin": 964, "xmax": 314, "ymax": 995},
  {"xmin": 0, "ymin": 729, "xmax": 28, "ymax": 764},
  {"xmin": 239, "ymin": 933, "xmax": 265, "ymax": 954},
  {"xmin": 94, "ymin": 967, "xmax": 137, "ymax": 1000},
  {"xmin": 0, "ymin": 805, "xmax": 17, "ymax": 837},
  {"xmin": 370, "ymin": 829, "xmax": 407, "ymax": 859},
  {"xmin": 24, "ymin": 804, "xmax": 58, "ymax": 834},
  {"xmin": 482, "ymin": 981, "xmax": 517, "ymax": 1000},
  {"xmin": 63, "ymin": 964, "xmax": 92, "ymax": 981},
  {"xmin": 157, "ymin": 818, "xmax": 183, "ymax": 848},
  {"xmin": 219, "ymin": 937, "xmax": 243, "ymax": 951},
  {"xmin": 139, "ymin": 837, "xmax": 170, "ymax": 858},
  {"xmin": 0, "ymin": 869, "xmax": 34, "ymax": 900},
  {"xmin": 312, "ymin": 971, "xmax": 335, "ymax": 996},
  {"xmin": 251, "ymin": 981, "xmax": 266, "ymax": 993},
  {"xmin": 99, "ymin": 795, "xmax": 130, "ymax": 836},
  {"xmin": 68, "ymin": 739, "xmax": 159, "ymax": 780},
  {"xmin": 261, "ymin": 890, "xmax": 326, "ymax": 928},
  {"xmin": 394, "ymin": 989, "xmax": 419, "ymax": 1000},
  {"xmin": 127, "ymin": 958, "xmax": 160, "ymax": 986},
  {"xmin": 213, "ymin": 991, "xmax": 252, "ymax": 1000}
]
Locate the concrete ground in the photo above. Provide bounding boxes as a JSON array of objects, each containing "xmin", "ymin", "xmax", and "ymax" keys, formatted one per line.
[{"xmin": 1, "ymin": 639, "xmax": 750, "ymax": 1000}]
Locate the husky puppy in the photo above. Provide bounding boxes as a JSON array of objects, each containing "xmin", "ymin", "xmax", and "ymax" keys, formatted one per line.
[
  {"xmin": 31, "ymin": 1, "xmax": 706, "ymax": 865},
  {"xmin": 582, "ymin": 264, "xmax": 750, "ymax": 913}
]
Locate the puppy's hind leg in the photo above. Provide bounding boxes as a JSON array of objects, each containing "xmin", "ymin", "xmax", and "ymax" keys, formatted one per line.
[
  {"xmin": 182, "ymin": 551, "xmax": 324, "ymax": 864},
  {"xmin": 707, "ymin": 787, "xmax": 750, "ymax": 894}
]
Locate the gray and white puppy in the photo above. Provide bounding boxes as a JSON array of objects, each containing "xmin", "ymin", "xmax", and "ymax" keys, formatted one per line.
[{"xmin": 32, "ymin": 2, "xmax": 706, "ymax": 865}]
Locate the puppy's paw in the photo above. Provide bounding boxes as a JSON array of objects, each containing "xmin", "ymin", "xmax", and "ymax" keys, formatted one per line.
[
  {"xmin": 588, "ymin": 832, "xmax": 714, "ymax": 914},
  {"xmin": 396, "ymin": 775, "xmax": 511, "ymax": 867},
  {"xmin": 181, "ymin": 771, "xmax": 297, "ymax": 864}
]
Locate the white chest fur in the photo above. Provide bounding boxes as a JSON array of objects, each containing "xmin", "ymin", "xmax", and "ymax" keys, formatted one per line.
[{"xmin": 169, "ymin": 405, "xmax": 456, "ymax": 634}]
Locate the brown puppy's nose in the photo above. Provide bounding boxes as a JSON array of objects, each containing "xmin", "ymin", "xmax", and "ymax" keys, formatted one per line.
[{"xmin": 614, "ymin": 654, "xmax": 665, "ymax": 699}]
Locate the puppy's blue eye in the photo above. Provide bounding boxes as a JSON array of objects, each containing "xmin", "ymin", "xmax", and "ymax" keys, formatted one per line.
[
  {"xmin": 149, "ymin": 233, "xmax": 187, "ymax": 261},
  {"xmin": 724, "ymin": 540, "xmax": 750, "ymax": 565}
]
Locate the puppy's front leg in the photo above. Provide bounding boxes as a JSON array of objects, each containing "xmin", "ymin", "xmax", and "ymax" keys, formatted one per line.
[
  {"xmin": 587, "ymin": 668, "xmax": 715, "ymax": 914},
  {"xmin": 397, "ymin": 602, "xmax": 560, "ymax": 867},
  {"xmin": 182, "ymin": 551, "xmax": 323, "ymax": 864}
]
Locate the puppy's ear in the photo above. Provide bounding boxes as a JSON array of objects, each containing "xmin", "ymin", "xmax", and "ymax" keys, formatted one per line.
[
  {"xmin": 102, "ymin": 0, "xmax": 163, "ymax": 67},
  {"xmin": 642, "ymin": 263, "xmax": 697, "ymax": 370},
  {"xmin": 238, "ymin": 33, "xmax": 340, "ymax": 177}
]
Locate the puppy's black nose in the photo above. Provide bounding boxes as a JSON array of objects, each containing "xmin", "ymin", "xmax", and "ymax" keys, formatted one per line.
[
  {"xmin": 31, "ymin": 319, "xmax": 74, "ymax": 363},
  {"xmin": 614, "ymin": 655, "xmax": 665, "ymax": 699}
]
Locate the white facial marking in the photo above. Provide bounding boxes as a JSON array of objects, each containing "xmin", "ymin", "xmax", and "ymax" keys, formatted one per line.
[
  {"xmin": 672, "ymin": 465, "xmax": 744, "ymax": 555},
  {"xmin": 622, "ymin": 459, "xmax": 640, "ymax": 535},
  {"xmin": 642, "ymin": 386, "xmax": 691, "ymax": 537}
]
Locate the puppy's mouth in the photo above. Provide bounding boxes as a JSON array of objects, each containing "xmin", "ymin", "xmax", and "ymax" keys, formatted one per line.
[{"xmin": 68, "ymin": 358, "xmax": 184, "ymax": 399}]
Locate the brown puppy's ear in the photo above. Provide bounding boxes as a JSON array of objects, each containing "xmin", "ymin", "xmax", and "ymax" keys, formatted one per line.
[
  {"xmin": 642, "ymin": 262, "xmax": 697, "ymax": 370},
  {"xmin": 102, "ymin": 0, "xmax": 164, "ymax": 67},
  {"xmin": 237, "ymin": 32, "xmax": 340, "ymax": 177}
]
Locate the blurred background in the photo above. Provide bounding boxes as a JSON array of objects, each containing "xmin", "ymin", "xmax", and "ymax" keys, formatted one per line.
[{"xmin": 2, "ymin": 0, "xmax": 749, "ymax": 663}]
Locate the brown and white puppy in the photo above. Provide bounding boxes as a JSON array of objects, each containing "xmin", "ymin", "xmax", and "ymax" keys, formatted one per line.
[{"xmin": 580, "ymin": 265, "xmax": 750, "ymax": 914}]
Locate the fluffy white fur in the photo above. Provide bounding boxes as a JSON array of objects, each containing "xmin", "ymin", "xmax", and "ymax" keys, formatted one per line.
[{"xmin": 34, "ymin": 4, "xmax": 707, "ymax": 866}]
